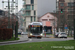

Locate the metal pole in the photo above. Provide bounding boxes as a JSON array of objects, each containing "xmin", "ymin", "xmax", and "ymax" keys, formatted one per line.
[
  {"xmin": 8, "ymin": 0, "xmax": 10, "ymax": 28},
  {"xmin": 56, "ymin": 0, "xmax": 59, "ymax": 32},
  {"xmin": 74, "ymin": 0, "xmax": 75, "ymax": 40},
  {"xmin": 15, "ymin": 0, "xmax": 18, "ymax": 38},
  {"xmin": 74, "ymin": 19, "xmax": 75, "ymax": 40},
  {"xmin": 70, "ymin": 0, "xmax": 72, "ymax": 37},
  {"xmin": 53, "ymin": 10, "xmax": 56, "ymax": 37}
]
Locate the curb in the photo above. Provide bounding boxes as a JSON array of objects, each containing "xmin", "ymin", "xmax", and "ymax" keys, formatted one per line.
[
  {"xmin": 0, "ymin": 39, "xmax": 29, "ymax": 44},
  {"xmin": 43, "ymin": 37, "xmax": 54, "ymax": 38}
]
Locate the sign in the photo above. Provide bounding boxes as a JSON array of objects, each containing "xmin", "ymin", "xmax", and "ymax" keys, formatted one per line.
[
  {"xmin": 65, "ymin": 27, "xmax": 68, "ymax": 29},
  {"xmin": 65, "ymin": 25, "xmax": 67, "ymax": 27},
  {"xmin": 46, "ymin": 21, "xmax": 50, "ymax": 26},
  {"xmin": 65, "ymin": 24, "xmax": 68, "ymax": 29}
]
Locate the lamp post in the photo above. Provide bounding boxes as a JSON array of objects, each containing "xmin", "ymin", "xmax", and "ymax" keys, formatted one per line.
[
  {"xmin": 53, "ymin": 10, "xmax": 56, "ymax": 37},
  {"xmin": 15, "ymin": 0, "xmax": 18, "ymax": 38},
  {"xmin": 56, "ymin": 0, "xmax": 59, "ymax": 32}
]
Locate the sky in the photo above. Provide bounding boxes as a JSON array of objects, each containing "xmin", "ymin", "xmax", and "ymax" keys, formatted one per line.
[
  {"xmin": 37, "ymin": 0, "xmax": 56, "ymax": 17},
  {"xmin": 0, "ymin": 0, "xmax": 56, "ymax": 16}
]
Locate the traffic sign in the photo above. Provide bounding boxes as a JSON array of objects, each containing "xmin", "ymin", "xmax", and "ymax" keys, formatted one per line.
[
  {"xmin": 65, "ymin": 27, "xmax": 68, "ymax": 29},
  {"xmin": 65, "ymin": 25, "xmax": 67, "ymax": 27}
]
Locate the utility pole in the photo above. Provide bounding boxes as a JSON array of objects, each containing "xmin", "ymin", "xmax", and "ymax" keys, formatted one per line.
[
  {"xmin": 15, "ymin": 0, "xmax": 18, "ymax": 38},
  {"xmin": 69, "ymin": 0, "xmax": 72, "ymax": 37},
  {"xmin": 74, "ymin": 19, "xmax": 75, "ymax": 40},
  {"xmin": 56, "ymin": 0, "xmax": 59, "ymax": 32}
]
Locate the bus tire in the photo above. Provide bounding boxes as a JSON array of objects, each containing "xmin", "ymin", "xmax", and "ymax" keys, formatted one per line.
[{"xmin": 28, "ymin": 37, "xmax": 31, "ymax": 38}]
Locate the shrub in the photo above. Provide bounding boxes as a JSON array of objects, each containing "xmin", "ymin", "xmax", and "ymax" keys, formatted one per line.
[{"xmin": 0, "ymin": 28, "xmax": 13, "ymax": 40}]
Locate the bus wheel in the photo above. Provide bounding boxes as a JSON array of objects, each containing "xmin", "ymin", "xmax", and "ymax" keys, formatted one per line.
[{"xmin": 28, "ymin": 37, "xmax": 31, "ymax": 38}]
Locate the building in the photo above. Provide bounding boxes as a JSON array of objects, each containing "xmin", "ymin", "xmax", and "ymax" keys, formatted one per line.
[
  {"xmin": 38, "ymin": 12, "xmax": 57, "ymax": 34},
  {"xmin": 23, "ymin": 0, "xmax": 37, "ymax": 31},
  {"xmin": 56, "ymin": 0, "xmax": 75, "ymax": 31}
]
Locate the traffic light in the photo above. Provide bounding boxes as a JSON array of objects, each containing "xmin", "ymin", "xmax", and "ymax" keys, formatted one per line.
[{"xmin": 61, "ymin": 9, "xmax": 63, "ymax": 13}]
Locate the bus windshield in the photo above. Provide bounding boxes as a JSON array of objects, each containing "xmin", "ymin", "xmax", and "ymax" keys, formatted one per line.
[{"xmin": 30, "ymin": 26, "xmax": 42, "ymax": 33}]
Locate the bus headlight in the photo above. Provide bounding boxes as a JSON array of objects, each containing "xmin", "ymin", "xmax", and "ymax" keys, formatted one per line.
[
  {"xmin": 40, "ymin": 34, "xmax": 43, "ymax": 36},
  {"xmin": 30, "ymin": 33, "xmax": 33, "ymax": 35}
]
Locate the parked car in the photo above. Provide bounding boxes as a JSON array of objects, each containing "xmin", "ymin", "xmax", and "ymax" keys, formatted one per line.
[
  {"xmin": 21, "ymin": 32, "xmax": 28, "ymax": 35},
  {"xmin": 18, "ymin": 29, "xmax": 22, "ymax": 35},
  {"xmin": 18, "ymin": 32, "xmax": 21, "ymax": 35},
  {"xmin": 58, "ymin": 32, "xmax": 67, "ymax": 38},
  {"xmin": 55, "ymin": 32, "xmax": 59, "ymax": 38}
]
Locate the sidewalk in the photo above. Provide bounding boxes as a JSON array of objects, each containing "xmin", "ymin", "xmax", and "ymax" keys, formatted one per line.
[
  {"xmin": 43, "ymin": 35, "xmax": 54, "ymax": 38},
  {"xmin": 0, "ymin": 35, "xmax": 29, "ymax": 44}
]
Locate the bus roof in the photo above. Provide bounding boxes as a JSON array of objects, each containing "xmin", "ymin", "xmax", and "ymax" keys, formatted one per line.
[{"xmin": 28, "ymin": 22, "xmax": 42, "ymax": 25}]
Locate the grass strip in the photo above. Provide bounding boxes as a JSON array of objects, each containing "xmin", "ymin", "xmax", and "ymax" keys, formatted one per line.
[{"xmin": 0, "ymin": 40, "xmax": 75, "ymax": 50}]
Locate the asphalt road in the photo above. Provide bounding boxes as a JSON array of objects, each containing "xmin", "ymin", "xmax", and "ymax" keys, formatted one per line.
[
  {"xmin": 27, "ymin": 37, "xmax": 73, "ymax": 43},
  {"xmin": 0, "ymin": 35, "xmax": 74, "ymax": 46}
]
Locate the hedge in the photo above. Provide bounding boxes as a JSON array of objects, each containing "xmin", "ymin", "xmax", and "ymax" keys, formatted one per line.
[{"xmin": 0, "ymin": 28, "xmax": 13, "ymax": 40}]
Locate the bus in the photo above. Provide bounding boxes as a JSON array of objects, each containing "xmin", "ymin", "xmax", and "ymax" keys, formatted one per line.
[{"xmin": 28, "ymin": 22, "xmax": 43, "ymax": 38}]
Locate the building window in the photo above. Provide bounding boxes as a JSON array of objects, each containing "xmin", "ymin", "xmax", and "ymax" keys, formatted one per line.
[
  {"xmin": 34, "ymin": 16, "xmax": 36, "ymax": 21},
  {"xmin": 42, "ymin": 19, "xmax": 48, "ymax": 21},
  {"xmin": 59, "ymin": 0, "xmax": 64, "ymax": 2},
  {"xmin": 23, "ymin": 2, "xmax": 26, "ymax": 4},
  {"xmin": 68, "ymin": 2, "xmax": 74, "ymax": 7},
  {"xmin": 49, "ymin": 19, "xmax": 54, "ymax": 21},
  {"xmin": 26, "ymin": 11, "xmax": 30, "ymax": 16},
  {"xmin": 31, "ymin": 16, "xmax": 32, "ymax": 22},
  {"xmin": 31, "ymin": 0, "xmax": 34, "ymax": 4},
  {"xmin": 32, "ymin": 5, "xmax": 34, "ymax": 10},
  {"xmin": 34, "ymin": 11, "xmax": 36, "ymax": 15},
  {"xmin": 26, "ymin": 5, "xmax": 31, "ymax": 10},
  {"xmin": 60, "ymin": 3, "xmax": 64, "ymax": 6},
  {"xmin": 68, "ymin": 8, "xmax": 73, "ymax": 13},
  {"xmin": 68, "ymin": 15, "xmax": 73, "ymax": 20}
]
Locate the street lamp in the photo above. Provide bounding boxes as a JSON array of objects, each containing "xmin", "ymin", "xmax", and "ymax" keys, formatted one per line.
[{"xmin": 53, "ymin": 10, "xmax": 56, "ymax": 37}]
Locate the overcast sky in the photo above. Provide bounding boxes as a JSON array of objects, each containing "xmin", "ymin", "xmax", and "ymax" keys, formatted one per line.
[
  {"xmin": 0, "ymin": 0, "xmax": 56, "ymax": 16},
  {"xmin": 37, "ymin": 0, "xmax": 56, "ymax": 17}
]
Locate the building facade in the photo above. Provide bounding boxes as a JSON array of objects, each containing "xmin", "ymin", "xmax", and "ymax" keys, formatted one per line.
[
  {"xmin": 39, "ymin": 12, "xmax": 57, "ymax": 34},
  {"xmin": 56, "ymin": 0, "xmax": 75, "ymax": 31},
  {"xmin": 23, "ymin": 0, "xmax": 37, "ymax": 31}
]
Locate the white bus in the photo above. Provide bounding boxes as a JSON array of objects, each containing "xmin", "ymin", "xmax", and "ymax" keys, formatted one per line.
[{"xmin": 28, "ymin": 22, "xmax": 43, "ymax": 38}]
